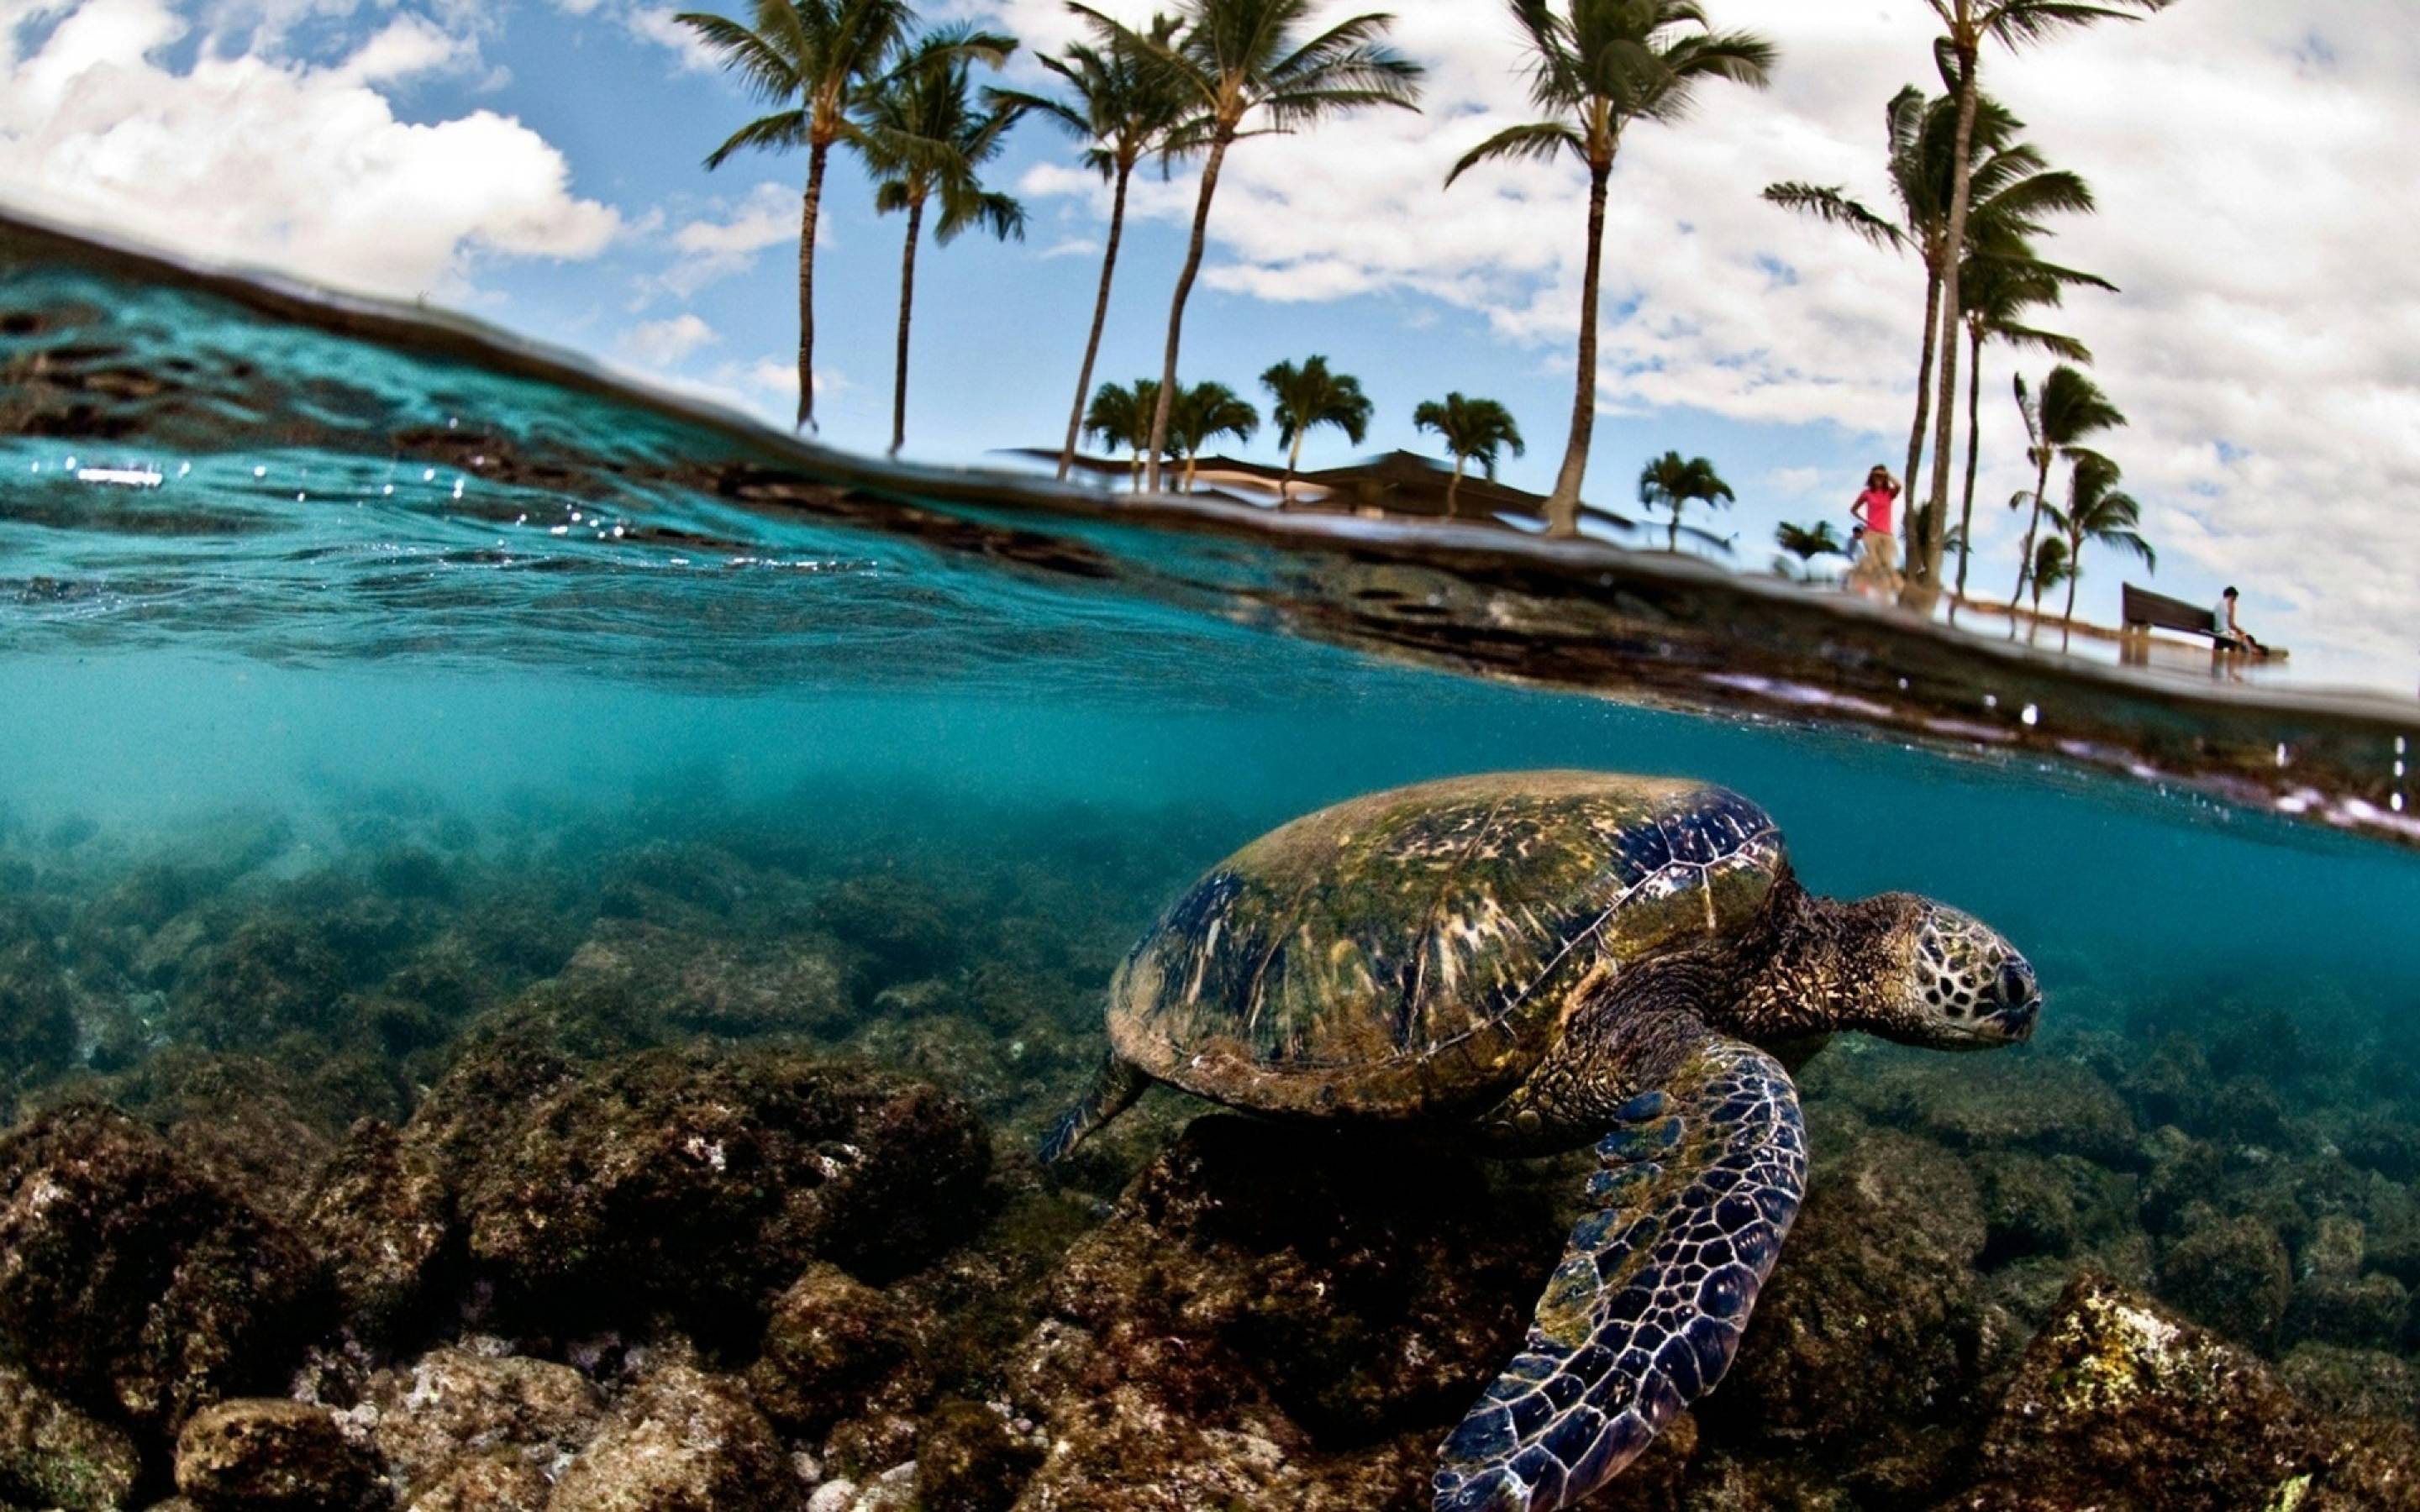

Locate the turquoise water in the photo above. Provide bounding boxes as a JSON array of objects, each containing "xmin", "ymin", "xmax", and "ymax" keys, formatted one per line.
[{"xmin": 7, "ymin": 211, "xmax": 2420, "ymax": 1506}]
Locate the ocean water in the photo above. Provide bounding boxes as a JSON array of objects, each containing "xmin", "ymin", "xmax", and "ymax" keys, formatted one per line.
[{"xmin": 7, "ymin": 210, "xmax": 2420, "ymax": 1504}]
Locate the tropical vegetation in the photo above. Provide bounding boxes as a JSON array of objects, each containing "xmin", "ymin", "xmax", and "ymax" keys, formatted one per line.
[
  {"xmin": 1083, "ymin": 378, "xmax": 1166, "ymax": 491},
  {"xmin": 2050, "ymin": 449, "xmax": 2154, "ymax": 648},
  {"xmin": 677, "ymin": 0, "xmax": 989, "ymax": 429},
  {"xmin": 991, "ymin": 13, "xmax": 1190, "ymax": 480},
  {"xmin": 1168, "ymin": 381, "xmax": 1262, "ymax": 492},
  {"xmin": 1775, "ymin": 519, "xmax": 1848, "ymax": 581},
  {"xmin": 851, "ymin": 25, "xmax": 1024, "ymax": 455},
  {"xmin": 1907, "ymin": 0, "xmax": 2175, "ymax": 604},
  {"xmin": 1637, "ymin": 452, "xmax": 1737, "ymax": 554},
  {"xmin": 1076, "ymin": 0, "xmax": 1423, "ymax": 493},
  {"xmin": 1450, "ymin": 0, "xmax": 1776, "ymax": 537},
  {"xmin": 1411, "ymin": 393, "xmax": 1525, "ymax": 515},
  {"xmin": 2010, "ymin": 363, "xmax": 2127, "ymax": 636},
  {"xmin": 1261, "ymin": 356, "xmax": 1373, "ymax": 502}
]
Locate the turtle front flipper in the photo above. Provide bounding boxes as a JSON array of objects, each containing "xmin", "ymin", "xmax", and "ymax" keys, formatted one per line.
[
  {"xmin": 1434, "ymin": 1034, "xmax": 1807, "ymax": 1512},
  {"xmin": 1039, "ymin": 1052, "xmax": 1151, "ymax": 1163}
]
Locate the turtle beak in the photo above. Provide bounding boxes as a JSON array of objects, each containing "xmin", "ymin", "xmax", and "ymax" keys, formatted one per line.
[{"xmin": 1991, "ymin": 997, "xmax": 2040, "ymax": 1042}]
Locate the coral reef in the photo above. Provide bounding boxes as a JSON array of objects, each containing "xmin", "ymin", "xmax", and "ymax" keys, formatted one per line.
[{"xmin": 0, "ymin": 797, "xmax": 2412, "ymax": 1509}]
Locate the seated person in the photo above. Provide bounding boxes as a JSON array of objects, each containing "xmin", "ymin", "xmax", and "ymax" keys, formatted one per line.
[{"xmin": 2213, "ymin": 586, "xmax": 2267, "ymax": 654}]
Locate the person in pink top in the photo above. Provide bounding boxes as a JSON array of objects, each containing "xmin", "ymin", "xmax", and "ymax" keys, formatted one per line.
[{"xmin": 1848, "ymin": 465, "xmax": 1902, "ymax": 597}]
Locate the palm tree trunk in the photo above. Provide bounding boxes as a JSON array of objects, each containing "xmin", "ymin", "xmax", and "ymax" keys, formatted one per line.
[
  {"xmin": 1129, "ymin": 448, "xmax": 1142, "ymax": 494},
  {"xmin": 1282, "ymin": 430, "xmax": 1306, "ymax": 505},
  {"xmin": 1950, "ymin": 323, "xmax": 1984, "ymax": 625},
  {"xmin": 1909, "ymin": 34, "xmax": 1982, "ymax": 608},
  {"xmin": 796, "ymin": 140, "xmax": 831, "ymax": 431},
  {"xmin": 1059, "ymin": 161, "xmax": 1133, "ymax": 481},
  {"xmin": 1146, "ymin": 133, "xmax": 1231, "ymax": 494},
  {"xmin": 2012, "ymin": 446, "xmax": 2054, "ymax": 639},
  {"xmin": 1544, "ymin": 164, "xmax": 1612, "ymax": 537},
  {"xmin": 2061, "ymin": 533, "xmax": 2081, "ymax": 649},
  {"xmin": 1184, "ymin": 450, "xmax": 1198, "ymax": 493},
  {"xmin": 1903, "ymin": 265, "xmax": 1943, "ymax": 552},
  {"xmin": 1669, "ymin": 508, "xmax": 1681, "ymax": 554},
  {"xmin": 1447, "ymin": 454, "xmax": 1465, "ymax": 517},
  {"xmin": 889, "ymin": 197, "xmax": 924, "ymax": 458}
]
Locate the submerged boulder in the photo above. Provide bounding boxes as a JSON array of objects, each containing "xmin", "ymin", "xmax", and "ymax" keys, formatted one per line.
[
  {"xmin": 548, "ymin": 1362, "xmax": 802, "ymax": 1512},
  {"xmin": 416, "ymin": 1040, "xmax": 990, "ymax": 1336},
  {"xmin": 172, "ymin": 1399, "xmax": 382, "ymax": 1512},
  {"xmin": 362, "ymin": 1345, "xmax": 601, "ymax": 1506},
  {"xmin": 0, "ymin": 1362, "xmax": 142, "ymax": 1512},
  {"xmin": 0, "ymin": 1105, "xmax": 324, "ymax": 1431},
  {"xmin": 1950, "ymin": 1273, "xmax": 2420, "ymax": 1509}
]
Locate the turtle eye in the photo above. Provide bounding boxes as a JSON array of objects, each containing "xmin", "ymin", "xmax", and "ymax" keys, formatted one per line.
[{"xmin": 1996, "ymin": 961, "xmax": 2035, "ymax": 1007}]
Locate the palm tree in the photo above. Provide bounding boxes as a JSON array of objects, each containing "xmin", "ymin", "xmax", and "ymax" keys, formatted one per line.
[
  {"xmin": 2055, "ymin": 450, "xmax": 2153, "ymax": 648},
  {"xmin": 1261, "ymin": 356, "xmax": 1372, "ymax": 502},
  {"xmin": 1765, "ymin": 86, "xmax": 2096, "ymax": 570},
  {"xmin": 678, "ymin": 0, "xmax": 1001, "ymax": 429},
  {"xmin": 1169, "ymin": 381, "xmax": 1261, "ymax": 491},
  {"xmin": 1076, "ymin": 0, "xmax": 1423, "ymax": 492},
  {"xmin": 1637, "ymin": 451, "xmax": 1736, "ymax": 553},
  {"xmin": 1949, "ymin": 247, "xmax": 2108, "ymax": 621},
  {"xmin": 990, "ymin": 14, "xmax": 1190, "ymax": 480},
  {"xmin": 2026, "ymin": 533, "xmax": 2071, "ymax": 633},
  {"xmin": 854, "ymin": 26, "xmax": 1026, "ymax": 456},
  {"xmin": 1916, "ymin": 0, "xmax": 2175, "ymax": 602},
  {"xmin": 1412, "ymin": 392, "xmax": 1526, "ymax": 515},
  {"xmin": 2010, "ymin": 364, "xmax": 2125, "ymax": 635},
  {"xmin": 1084, "ymin": 378, "xmax": 1163, "ymax": 491},
  {"xmin": 1452, "ymin": 1, "xmax": 1775, "ymax": 536},
  {"xmin": 1775, "ymin": 519, "xmax": 1848, "ymax": 582}
]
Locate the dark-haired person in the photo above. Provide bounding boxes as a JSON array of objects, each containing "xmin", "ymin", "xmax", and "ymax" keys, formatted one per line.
[
  {"xmin": 1848, "ymin": 465, "xmax": 1902, "ymax": 598},
  {"xmin": 2214, "ymin": 585, "xmax": 2267, "ymax": 654}
]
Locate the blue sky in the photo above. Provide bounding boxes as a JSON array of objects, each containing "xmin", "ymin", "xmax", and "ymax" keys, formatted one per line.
[{"xmin": 5, "ymin": 0, "xmax": 2417, "ymax": 690}]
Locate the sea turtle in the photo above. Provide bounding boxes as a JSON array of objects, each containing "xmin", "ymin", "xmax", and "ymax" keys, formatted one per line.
[{"xmin": 1041, "ymin": 771, "xmax": 2041, "ymax": 1511}]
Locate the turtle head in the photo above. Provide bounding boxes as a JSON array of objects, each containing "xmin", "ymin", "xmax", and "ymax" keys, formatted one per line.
[{"xmin": 1864, "ymin": 896, "xmax": 2040, "ymax": 1049}]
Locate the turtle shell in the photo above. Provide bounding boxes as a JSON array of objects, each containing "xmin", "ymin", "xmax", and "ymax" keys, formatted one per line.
[{"xmin": 1107, "ymin": 771, "xmax": 1786, "ymax": 1119}]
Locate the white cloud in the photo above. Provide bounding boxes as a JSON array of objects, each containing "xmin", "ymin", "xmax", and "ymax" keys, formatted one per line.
[
  {"xmin": 654, "ymin": 181, "xmax": 798, "ymax": 297},
  {"xmin": 1040, "ymin": 236, "xmax": 1101, "ymax": 260},
  {"xmin": 621, "ymin": 311, "xmax": 716, "ymax": 365},
  {"xmin": 627, "ymin": 5, "xmax": 719, "ymax": 71},
  {"xmin": 0, "ymin": 0, "xmax": 620, "ymax": 299},
  {"xmin": 991, "ymin": 0, "xmax": 2420, "ymax": 684}
]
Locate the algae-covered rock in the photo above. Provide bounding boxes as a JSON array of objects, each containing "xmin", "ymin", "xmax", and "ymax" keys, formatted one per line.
[
  {"xmin": 2279, "ymin": 1341, "xmax": 2420, "ymax": 1425},
  {"xmin": 548, "ymin": 1363, "xmax": 802, "ymax": 1512},
  {"xmin": 746, "ymin": 1265, "xmax": 914, "ymax": 1436},
  {"xmin": 172, "ymin": 1399, "xmax": 382, "ymax": 1511},
  {"xmin": 362, "ymin": 1346, "xmax": 601, "ymax": 1505},
  {"xmin": 2156, "ymin": 1211, "xmax": 2292, "ymax": 1347},
  {"xmin": 1704, "ymin": 1126, "xmax": 2001, "ymax": 1494},
  {"xmin": 1951, "ymin": 1273, "xmax": 2420, "ymax": 1510},
  {"xmin": 171, "ymin": 918, "xmax": 345, "ymax": 1053},
  {"xmin": 430, "ymin": 1043, "xmax": 988, "ymax": 1335},
  {"xmin": 1828, "ymin": 1052, "xmax": 2139, "ymax": 1168},
  {"xmin": 915, "ymin": 1399, "xmax": 1040, "ymax": 1512},
  {"xmin": 302, "ymin": 1119, "xmax": 454, "ymax": 1338},
  {"xmin": 0, "ymin": 1105, "xmax": 324, "ymax": 1430},
  {"xmin": 0, "ymin": 1362, "xmax": 142, "ymax": 1511},
  {"xmin": 0, "ymin": 927, "xmax": 76, "ymax": 1084}
]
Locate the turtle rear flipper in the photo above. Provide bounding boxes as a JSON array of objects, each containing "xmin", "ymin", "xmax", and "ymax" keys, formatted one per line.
[
  {"xmin": 1433, "ymin": 1032, "xmax": 1806, "ymax": 1512},
  {"xmin": 1039, "ymin": 1052, "xmax": 1151, "ymax": 1163}
]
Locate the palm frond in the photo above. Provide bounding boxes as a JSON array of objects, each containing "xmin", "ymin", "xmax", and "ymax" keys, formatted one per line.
[
  {"xmin": 1446, "ymin": 120, "xmax": 1586, "ymax": 186},
  {"xmin": 1762, "ymin": 183, "xmax": 1907, "ymax": 252}
]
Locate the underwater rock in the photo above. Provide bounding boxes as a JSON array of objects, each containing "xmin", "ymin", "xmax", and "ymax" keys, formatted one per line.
[
  {"xmin": 0, "ymin": 1104, "xmax": 324, "ymax": 1431},
  {"xmin": 1950, "ymin": 1272, "xmax": 2420, "ymax": 1510},
  {"xmin": 362, "ymin": 1346, "xmax": 600, "ymax": 1505},
  {"xmin": 423, "ymin": 1042, "xmax": 988, "ymax": 1334},
  {"xmin": 548, "ymin": 1362, "xmax": 802, "ymax": 1512},
  {"xmin": 914, "ymin": 1399, "xmax": 1041, "ymax": 1512},
  {"xmin": 0, "ymin": 1362, "xmax": 143, "ymax": 1512},
  {"xmin": 2285, "ymin": 1268, "xmax": 2410, "ymax": 1352},
  {"xmin": 0, "ymin": 922, "xmax": 76, "ymax": 1084},
  {"xmin": 1971, "ymin": 1150, "xmax": 2079, "ymax": 1263},
  {"xmin": 1000, "ymin": 1116, "xmax": 1635, "ymax": 1509},
  {"xmin": 2279, "ymin": 1341, "xmax": 2420, "ymax": 1425},
  {"xmin": 172, "ymin": 1399, "xmax": 382, "ymax": 1512},
  {"xmin": 1703, "ymin": 1126, "xmax": 2005, "ymax": 1499},
  {"xmin": 812, "ymin": 873, "xmax": 965, "ymax": 986},
  {"xmin": 302, "ymin": 1119, "xmax": 454, "ymax": 1339},
  {"xmin": 2155, "ymin": 1211, "xmax": 2293, "ymax": 1347},
  {"xmin": 171, "ymin": 917, "xmax": 345, "ymax": 1053},
  {"xmin": 1829, "ymin": 1052, "xmax": 2139, "ymax": 1168},
  {"xmin": 746, "ymin": 1264, "xmax": 914, "ymax": 1436}
]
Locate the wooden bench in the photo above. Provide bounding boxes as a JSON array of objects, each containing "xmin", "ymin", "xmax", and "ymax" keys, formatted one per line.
[{"xmin": 2121, "ymin": 583, "xmax": 2286, "ymax": 659}]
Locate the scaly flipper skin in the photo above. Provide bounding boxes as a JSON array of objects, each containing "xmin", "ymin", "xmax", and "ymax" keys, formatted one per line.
[
  {"xmin": 1039, "ymin": 1052, "xmax": 1151, "ymax": 1163},
  {"xmin": 1433, "ymin": 1036, "xmax": 1807, "ymax": 1511}
]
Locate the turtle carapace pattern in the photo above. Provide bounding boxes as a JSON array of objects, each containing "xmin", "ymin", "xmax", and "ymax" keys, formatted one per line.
[{"xmin": 1042, "ymin": 772, "xmax": 2042, "ymax": 1511}]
